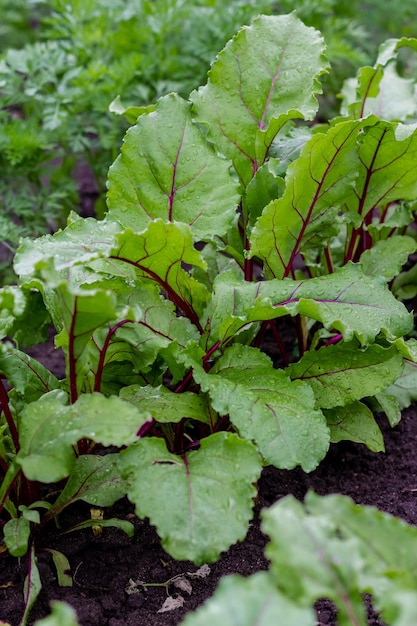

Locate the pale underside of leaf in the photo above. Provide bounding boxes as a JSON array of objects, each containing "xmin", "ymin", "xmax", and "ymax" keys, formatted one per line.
[{"xmin": 189, "ymin": 344, "xmax": 329, "ymax": 472}]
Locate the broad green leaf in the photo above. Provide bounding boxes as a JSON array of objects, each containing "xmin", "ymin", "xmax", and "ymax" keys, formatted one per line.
[
  {"xmin": 359, "ymin": 236, "xmax": 417, "ymax": 280},
  {"xmin": 52, "ymin": 454, "xmax": 129, "ymax": 512},
  {"xmin": 305, "ymin": 492, "xmax": 417, "ymax": 595},
  {"xmin": 249, "ymin": 119, "xmax": 364, "ymax": 278},
  {"xmin": 120, "ymin": 384, "xmax": 212, "ymax": 425},
  {"xmin": 372, "ymin": 392, "xmax": 401, "ymax": 427},
  {"xmin": 52, "ymin": 284, "xmax": 118, "ymax": 398},
  {"xmin": 100, "ymin": 282, "xmax": 200, "ymax": 371},
  {"xmin": 324, "ymin": 401, "xmax": 385, "ymax": 452},
  {"xmin": 14, "ymin": 214, "xmax": 121, "ymax": 280},
  {"xmin": 180, "ymin": 572, "xmax": 316, "ymax": 626},
  {"xmin": 345, "ymin": 122, "xmax": 417, "ymax": 227},
  {"xmin": 54, "ymin": 284, "xmax": 118, "ymax": 355},
  {"xmin": 17, "ymin": 393, "xmax": 147, "ymax": 482},
  {"xmin": 33, "ymin": 601, "xmax": 80, "ymax": 626},
  {"xmin": 107, "ymin": 93, "xmax": 240, "ymax": 239},
  {"xmin": 204, "ymin": 264, "xmax": 412, "ymax": 346},
  {"xmin": 287, "ymin": 343, "xmax": 404, "ymax": 409},
  {"xmin": 188, "ymin": 344, "xmax": 329, "ymax": 471},
  {"xmin": 0, "ymin": 348, "xmax": 60, "ymax": 402},
  {"xmin": 263, "ymin": 494, "xmax": 367, "ymax": 625},
  {"xmin": 263, "ymin": 491, "xmax": 417, "ymax": 625},
  {"xmin": 341, "ymin": 38, "xmax": 417, "ymax": 121},
  {"xmin": 119, "ymin": 432, "xmax": 261, "ymax": 563},
  {"xmin": 64, "ymin": 280, "xmax": 200, "ymax": 394},
  {"xmin": 191, "ymin": 14, "xmax": 328, "ymax": 186},
  {"xmin": 4, "ymin": 516, "xmax": 30, "ymax": 557},
  {"xmin": 110, "ymin": 221, "xmax": 210, "ymax": 324}
]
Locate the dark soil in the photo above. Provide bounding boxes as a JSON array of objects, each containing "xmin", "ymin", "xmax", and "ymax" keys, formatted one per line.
[{"xmin": 1, "ymin": 168, "xmax": 417, "ymax": 625}]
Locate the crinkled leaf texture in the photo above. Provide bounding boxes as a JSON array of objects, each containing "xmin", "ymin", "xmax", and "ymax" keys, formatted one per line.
[
  {"xmin": 204, "ymin": 264, "xmax": 412, "ymax": 345},
  {"xmin": 17, "ymin": 392, "xmax": 146, "ymax": 482},
  {"xmin": 262, "ymin": 491, "xmax": 417, "ymax": 626},
  {"xmin": 180, "ymin": 572, "xmax": 316, "ymax": 626},
  {"xmin": 185, "ymin": 344, "xmax": 329, "ymax": 471},
  {"xmin": 107, "ymin": 93, "xmax": 240, "ymax": 239},
  {"xmin": 109, "ymin": 221, "xmax": 210, "ymax": 323},
  {"xmin": 191, "ymin": 13, "xmax": 328, "ymax": 186},
  {"xmin": 182, "ymin": 490, "xmax": 417, "ymax": 626},
  {"xmin": 119, "ymin": 432, "xmax": 262, "ymax": 564},
  {"xmin": 287, "ymin": 343, "xmax": 404, "ymax": 409}
]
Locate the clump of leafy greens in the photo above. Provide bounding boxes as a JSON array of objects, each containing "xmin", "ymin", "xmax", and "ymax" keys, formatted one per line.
[{"xmin": 2, "ymin": 12, "xmax": 417, "ymax": 624}]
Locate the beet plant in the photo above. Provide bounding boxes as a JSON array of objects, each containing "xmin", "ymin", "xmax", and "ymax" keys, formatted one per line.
[{"xmin": 2, "ymin": 13, "xmax": 417, "ymax": 624}]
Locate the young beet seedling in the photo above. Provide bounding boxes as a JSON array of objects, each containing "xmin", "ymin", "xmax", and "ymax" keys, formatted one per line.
[{"xmin": 3, "ymin": 13, "xmax": 417, "ymax": 623}]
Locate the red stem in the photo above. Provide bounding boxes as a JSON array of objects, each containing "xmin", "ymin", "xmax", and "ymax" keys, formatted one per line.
[
  {"xmin": 0, "ymin": 378, "xmax": 19, "ymax": 453},
  {"xmin": 94, "ymin": 319, "xmax": 133, "ymax": 392}
]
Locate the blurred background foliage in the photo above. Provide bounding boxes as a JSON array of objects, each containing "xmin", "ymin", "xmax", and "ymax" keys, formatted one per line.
[{"xmin": 0, "ymin": 0, "xmax": 416, "ymax": 283}]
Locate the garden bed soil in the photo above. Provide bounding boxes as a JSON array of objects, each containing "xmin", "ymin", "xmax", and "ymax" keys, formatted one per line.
[{"xmin": 1, "ymin": 167, "xmax": 417, "ymax": 625}]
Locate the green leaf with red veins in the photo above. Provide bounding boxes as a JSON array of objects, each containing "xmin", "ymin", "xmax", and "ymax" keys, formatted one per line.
[
  {"xmin": 110, "ymin": 221, "xmax": 210, "ymax": 326},
  {"xmin": 0, "ymin": 348, "xmax": 60, "ymax": 402},
  {"xmin": 186, "ymin": 344, "xmax": 329, "ymax": 472},
  {"xmin": 72, "ymin": 280, "xmax": 200, "ymax": 394},
  {"xmin": 119, "ymin": 432, "xmax": 261, "ymax": 563},
  {"xmin": 107, "ymin": 93, "xmax": 240, "ymax": 240},
  {"xmin": 249, "ymin": 119, "xmax": 365, "ymax": 279},
  {"xmin": 204, "ymin": 264, "xmax": 412, "ymax": 347},
  {"xmin": 17, "ymin": 392, "xmax": 147, "ymax": 483},
  {"xmin": 51, "ymin": 454, "xmax": 129, "ymax": 510},
  {"xmin": 287, "ymin": 343, "xmax": 404, "ymax": 409},
  {"xmin": 344, "ymin": 122, "xmax": 417, "ymax": 237},
  {"xmin": 51, "ymin": 284, "xmax": 118, "ymax": 399},
  {"xmin": 191, "ymin": 14, "xmax": 328, "ymax": 187}
]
